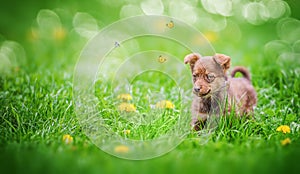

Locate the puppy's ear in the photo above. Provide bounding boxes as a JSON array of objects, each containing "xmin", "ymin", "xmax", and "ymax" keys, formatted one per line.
[
  {"xmin": 184, "ymin": 53, "xmax": 201, "ymax": 71},
  {"xmin": 213, "ymin": 53, "xmax": 231, "ymax": 72}
]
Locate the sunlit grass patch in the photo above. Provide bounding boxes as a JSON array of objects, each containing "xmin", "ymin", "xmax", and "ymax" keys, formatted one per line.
[{"xmin": 91, "ymin": 67, "xmax": 188, "ymax": 141}]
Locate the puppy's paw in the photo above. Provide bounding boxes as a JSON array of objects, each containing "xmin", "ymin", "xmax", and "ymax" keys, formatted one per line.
[{"xmin": 191, "ymin": 118, "xmax": 207, "ymax": 131}]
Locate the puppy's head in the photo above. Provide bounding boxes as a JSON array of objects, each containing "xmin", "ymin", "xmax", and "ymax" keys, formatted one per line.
[{"xmin": 184, "ymin": 53, "xmax": 230, "ymax": 97}]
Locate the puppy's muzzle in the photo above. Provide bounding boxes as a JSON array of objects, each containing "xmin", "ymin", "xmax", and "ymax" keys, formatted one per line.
[
  {"xmin": 193, "ymin": 86, "xmax": 211, "ymax": 96},
  {"xmin": 194, "ymin": 87, "xmax": 201, "ymax": 93}
]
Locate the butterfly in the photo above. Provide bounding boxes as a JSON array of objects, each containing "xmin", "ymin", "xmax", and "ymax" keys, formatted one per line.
[
  {"xmin": 166, "ymin": 21, "xmax": 174, "ymax": 29},
  {"xmin": 158, "ymin": 55, "xmax": 167, "ymax": 63},
  {"xmin": 114, "ymin": 41, "xmax": 120, "ymax": 47}
]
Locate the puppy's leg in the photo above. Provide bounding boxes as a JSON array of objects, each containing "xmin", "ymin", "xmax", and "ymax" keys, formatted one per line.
[
  {"xmin": 191, "ymin": 96, "xmax": 210, "ymax": 131},
  {"xmin": 191, "ymin": 114, "xmax": 207, "ymax": 131}
]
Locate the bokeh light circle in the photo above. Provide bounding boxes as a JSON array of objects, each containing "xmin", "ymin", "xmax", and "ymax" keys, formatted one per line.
[
  {"xmin": 120, "ymin": 5, "xmax": 143, "ymax": 19},
  {"xmin": 73, "ymin": 12, "xmax": 99, "ymax": 39},
  {"xmin": 242, "ymin": 2, "xmax": 269, "ymax": 25},
  {"xmin": 0, "ymin": 52, "xmax": 11, "ymax": 74},
  {"xmin": 169, "ymin": 1, "xmax": 198, "ymax": 24},
  {"xmin": 264, "ymin": 40, "xmax": 292, "ymax": 59},
  {"xmin": 0, "ymin": 41, "xmax": 25, "ymax": 74},
  {"xmin": 141, "ymin": 0, "xmax": 164, "ymax": 15},
  {"xmin": 201, "ymin": 0, "xmax": 233, "ymax": 17},
  {"xmin": 293, "ymin": 40, "xmax": 300, "ymax": 53},
  {"xmin": 73, "ymin": 15, "xmax": 215, "ymax": 160},
  {"xmin": 277, "ymin": 18, "xmax": 300, "ymax": 44},
  {"xmin": 266, "ymin": 0, "xmax": 290, "ymax": 19}
]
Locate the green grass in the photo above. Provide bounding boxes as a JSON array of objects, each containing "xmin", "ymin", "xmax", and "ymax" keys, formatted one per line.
[
  {"xmin": 1, "ymin": 1, "xmax": 300, "ymax": 174},
  {"xmin": 1, "ymin": 43, "xmax": 300, "ymax": 173}
]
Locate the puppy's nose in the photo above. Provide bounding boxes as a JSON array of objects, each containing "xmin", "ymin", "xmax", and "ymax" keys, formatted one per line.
[{"xmin": 194, "ymin": 87, "xmax": 201, "ymax": 93}]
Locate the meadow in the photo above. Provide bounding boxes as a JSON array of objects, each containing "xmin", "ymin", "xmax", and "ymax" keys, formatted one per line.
[{"xmin": 0, "ymin": 0, "xmax": 300, "ymax": 173}]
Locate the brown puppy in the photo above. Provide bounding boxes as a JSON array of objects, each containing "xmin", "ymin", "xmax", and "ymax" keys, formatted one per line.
[{"xmin": 184, "ymin": 53, "xmax": 257, "ymax": 131}]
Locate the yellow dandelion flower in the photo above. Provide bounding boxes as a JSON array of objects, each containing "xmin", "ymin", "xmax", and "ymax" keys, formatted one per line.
[
  {"xmin": 118, "ymin": 103, "xmax": 136, "ymax": 112},
  {"xmin": 156, "ymin": 100, "xmax": 175, "ymax": 109},
  {"xmin": 62, "ymin": 134, "xmax": 73, "ymax": 144},
  {"xmin": 123, "ymin": 130, "xmax": 131, "ymax": 135},
  {"xmin": 53, "ymin": 27, "xmax": 66, "ymax": 41},
  {"xmin": 114, "ymin": 145, "xmax": 129, "ymax": 153},
  {"xmin": 281, "ymin": 138, "xmax": 291, "ymax": 146},
  {"xmin": 276, "ymin": 125, "xmax": 291, "ymax": 134},
  {"xmin": 117, "ymin": 94, "xmax": 132, "ymax": 101}
]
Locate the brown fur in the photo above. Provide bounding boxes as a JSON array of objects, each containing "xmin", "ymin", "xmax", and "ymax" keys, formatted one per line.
[{"xmin": 184, "ymin": 53, "xmax": 257, "ymax": 131}]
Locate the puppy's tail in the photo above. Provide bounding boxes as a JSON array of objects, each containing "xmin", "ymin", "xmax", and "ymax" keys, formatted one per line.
[{"xmin": 231, "ymin": 66, "xmax": 251, "ymax": 81}]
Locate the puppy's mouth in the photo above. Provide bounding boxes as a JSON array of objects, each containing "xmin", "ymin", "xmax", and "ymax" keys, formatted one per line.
[{"xmin": 194, "ymin": 89, "xmax": 211, "ymax": 97}]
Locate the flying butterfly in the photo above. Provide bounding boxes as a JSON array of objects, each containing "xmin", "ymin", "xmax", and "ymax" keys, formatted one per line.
[
  {"xmin": 114, "ymin": 41, "xmax": 120, "ymax": 47},
  {"xmin": 158, "ymin": 55, "xmax": 167, "ymax": 63},
  {"xmin": 166, "ymin": 20, "xmax": 174, "ymax": 29}
]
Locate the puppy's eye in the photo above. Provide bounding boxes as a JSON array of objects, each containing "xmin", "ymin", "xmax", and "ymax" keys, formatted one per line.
[
  {"xmin": 206, "ymin": 73, "xmax": 215, "ymax": 82},
  {"xmin": 192, "ymin": 74, "xmax": 197, "ymax": 78}
]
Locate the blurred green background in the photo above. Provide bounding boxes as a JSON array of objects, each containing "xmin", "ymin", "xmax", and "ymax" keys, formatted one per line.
[
  {"xmin": 0, "ymin": 0, "xmax": 119, "ymax": 41},
  {"xmin": 0, "ymin": 0, "xmax": 299, "ymax": 41}
]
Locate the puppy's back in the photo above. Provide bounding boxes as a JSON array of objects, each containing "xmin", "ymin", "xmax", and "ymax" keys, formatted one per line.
[{"xmin": 228, "ymin": 67, "xmax": 257, "ymax": 115}]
